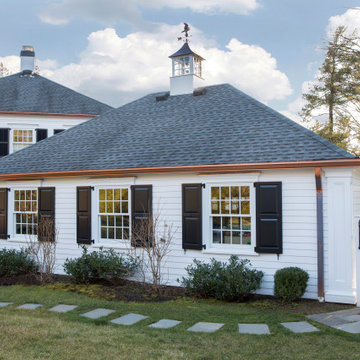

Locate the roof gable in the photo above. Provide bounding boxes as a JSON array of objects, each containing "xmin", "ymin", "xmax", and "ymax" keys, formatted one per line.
[
  {"xmin": 0, "ymin": 73, "xmax": 113, "ymax": 115},
  {"xmin": 0, "ymin": 83, "xmax": 354, "ymax": 176}
]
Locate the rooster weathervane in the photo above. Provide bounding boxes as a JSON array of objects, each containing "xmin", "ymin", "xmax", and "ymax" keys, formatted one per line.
[{"xmin": 177, "ymin": 23, "xmax": 191, "ymax": 43}]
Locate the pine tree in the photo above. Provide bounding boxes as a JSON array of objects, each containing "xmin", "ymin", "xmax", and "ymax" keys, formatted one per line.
[{"xmin": 300, "ymin": 26, "xmax": 360, "ymax": 154}]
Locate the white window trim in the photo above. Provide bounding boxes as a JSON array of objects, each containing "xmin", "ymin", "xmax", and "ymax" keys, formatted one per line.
[
  {"xmin": 91, "ymin": 184, "xmax": 131, "ymax": 249},
  {"xmin": 8, "ymin": 187, "xmax": 38, "ymax": 243},
  {"xmin": 202, "ymin": 181, "xmax": 259, "ymax": 256}
]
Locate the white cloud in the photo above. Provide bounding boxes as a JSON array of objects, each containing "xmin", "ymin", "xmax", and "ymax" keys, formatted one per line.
[
  {"xmin": 0, "ymin": 56, "xmax": 20, "ymax": 75},
  {"xmin": 327, "ymin": 7, "xmax": 360, "ymax": 36},
  {"xmin": 35, "ymin": 24, "xmax": 292, "ymax": 106},
  {"xmin": 38, "ymin": 0, "xmax": 259, "ymax": 27}
]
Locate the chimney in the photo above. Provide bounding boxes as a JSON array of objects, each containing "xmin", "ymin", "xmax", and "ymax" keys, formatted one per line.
[{"xmin": 20, "ymin": 46, "xmax": 35, "ymax": 74}]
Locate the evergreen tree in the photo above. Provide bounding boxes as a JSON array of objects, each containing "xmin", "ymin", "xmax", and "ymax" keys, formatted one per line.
[{"xmin": 300, "ymin": 26, "xmax": 360, "ymax": 154}]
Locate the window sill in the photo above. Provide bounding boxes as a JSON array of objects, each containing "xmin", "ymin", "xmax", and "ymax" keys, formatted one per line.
[
  {"xmin": 91, "ymin": 243, "xmax": 129, "ymax": 250},
  {"xmin": 202, "ymin": 247, "xmax": 260, "ymax": 256}
]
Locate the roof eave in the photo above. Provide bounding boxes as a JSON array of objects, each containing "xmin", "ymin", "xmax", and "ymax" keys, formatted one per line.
[
  {"xmin": 0, "ymin": 111, "xmax": 99, "ymax": 118},
  {"xmin": 0, "ymin": 159, "xmax": 359, "ymax": 181}
]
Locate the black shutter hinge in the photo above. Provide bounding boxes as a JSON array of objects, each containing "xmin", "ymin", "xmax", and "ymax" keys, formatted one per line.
[
  {"xmin": 202, "ymin": 244, "xmax": 206, "ymax": 250},
  {"xmin": 90, "ymin": 186, "xmax": 94, "ymax": 191},
  {"xmin": 6, "ymin": 234, "xmax": 10, "ymax": 239},
  {"xmin": 6, "ymin": 188, "xmax": 10, "ymax": 192},
  {"xmin": 201, "ymin": 183, "xmax": 206, "ymax": 189},
  {"xmin": 91, "ymin": 239, "xmax": 95, "ymax": 244}
]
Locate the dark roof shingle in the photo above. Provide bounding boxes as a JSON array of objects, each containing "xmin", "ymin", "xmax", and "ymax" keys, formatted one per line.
[
  {"xmin": 0, "ymin": 73, "xmax": 112, "ymax": 115},
  {"xmin": 0, "ymin": 84, "xmax": 354, "ymax": 175}
]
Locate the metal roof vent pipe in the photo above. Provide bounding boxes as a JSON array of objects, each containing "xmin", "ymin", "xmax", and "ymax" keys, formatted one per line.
[{"xmin": 20, "ymin": 45, "xmax": 35, "ymax": 75}]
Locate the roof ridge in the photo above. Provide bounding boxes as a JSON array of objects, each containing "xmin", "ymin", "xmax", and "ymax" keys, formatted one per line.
[{"xmin": 225, "ymin": 84, "xmax": 354, "ymax": 159}]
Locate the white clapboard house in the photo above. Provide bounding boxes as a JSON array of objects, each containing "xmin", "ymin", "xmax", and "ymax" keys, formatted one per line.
[
  {"xmin": 0, "ymin": 41, "xmax": 360, "ymax": 305},
  {"xmin": 0, "ymin": 46, "xmax": 112, "ymax": 157}
]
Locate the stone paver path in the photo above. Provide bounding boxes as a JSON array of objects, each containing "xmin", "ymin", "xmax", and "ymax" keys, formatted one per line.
[
  {"xmin": 111, "ymin": 313, "xmax": 148, "ymax": 325},
  {"xmin": 149, "ymin": 319, "xmax": 182, "ymax": 329},
  {"xmin": 281, "ymin": 321, "xmax": 319, "ymax": 333},
  {"xmin": 187, "ymin": 322, "xmax": 224, "ymax": 333},
  {"xmin": 49, "ymin": 304, "xmax": 78, "ymax": 313},
  {"xmin": 6, "ymin": 300, "xmax": 360, "ymax": 336},
  {"xmin": 81, "ymin": 308, "xmax": 115, "ymax": 319},
  {"xmin": 238, "ymin": 324, "xmax": 270, "ymax": 335},
  {"xmin": 308, "ymin": 308, "xmax": 360, "ymax": 334},
  {"xmin": 0, "ymin": 302, "xmax": 13, "ymax": 307},
  {"xmin": 17, "ymin": 303, "xmax": 43, "ymax": 310}
]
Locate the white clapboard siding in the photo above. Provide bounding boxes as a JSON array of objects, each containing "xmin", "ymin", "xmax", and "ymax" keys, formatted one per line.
[{"xmin": 0, "ymin": 167, "xmax": 357, "ymax": 303}]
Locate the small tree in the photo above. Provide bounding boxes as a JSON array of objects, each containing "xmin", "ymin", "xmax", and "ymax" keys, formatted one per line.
[
  {"xmin": 0, "ymin": 63, "xmax": 10, "ymax": 77},
  {"xmin": 300, "ymin": 25, "xmax": 360, "ymax": 153},
  {"xmin": 129, "ymin": 211, "xmax": 176, "ymax": 292},
  {"xmin": 27, "ymin": 217, "xmax": 57, "ymax": 282}
]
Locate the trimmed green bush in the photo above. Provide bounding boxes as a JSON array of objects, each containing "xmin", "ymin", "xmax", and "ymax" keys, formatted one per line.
[
  {"xmin": 63, "ymin": 246, "xmax": 140, "ymax": 284},
  {"xmin": 274, "ymin": 267, "xmax": 309, "ymax": 302},
  {"xmin": 0, "ymin": 248, "xmax": 38, "ymax": 276},
  {"xmin": 180, "ymin": 255, "xmax": 264, "ymax": 301}
]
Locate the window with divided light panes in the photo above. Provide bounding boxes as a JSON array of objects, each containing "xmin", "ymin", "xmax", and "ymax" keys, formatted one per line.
[
  {"xmin": 13, "ymin": 130, "xmax": 33, "ymax": 152},
  {"xmin": 14, "ymin": 189, "xmax": 38, "ymax": 236},
  {"xmin": 211, "ymin": 186, "xmax": 251, "ymax": 245},
  {"xmin": 99, "ymin": 188, "xmax": 130, "ymax": 241}
]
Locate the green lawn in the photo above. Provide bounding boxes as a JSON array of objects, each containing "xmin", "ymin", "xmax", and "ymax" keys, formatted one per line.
[{"xmin": 0, "ymin": 285, "xmax": 359, "ymax": 360}]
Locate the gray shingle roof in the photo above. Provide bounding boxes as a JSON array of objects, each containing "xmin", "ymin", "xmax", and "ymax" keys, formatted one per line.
[
  {"xmin": 0, "ymin": 83, "xmax": 354, "ymax": 175},
  {"xmin": 0, "ymin": 73, "xmax": 112, "ymax": 115}
]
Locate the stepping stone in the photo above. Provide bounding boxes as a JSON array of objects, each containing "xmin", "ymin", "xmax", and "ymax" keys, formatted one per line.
[
  {"xmin": 334, "ymin": 321, "xmax": 360, "ymax": 334},
  {"xmin": 81, "ymin": 308, "xmax": 115, "ymax": 319},
  {"xmin": 187, "ymin": 322, "xmax": 224, "ymax": 333},
  {"xmin": 238, "ymin": 323, "xmax": 270, "ymax": 335},
  {"xmin": 49, "ymin": 304, "xmax": 78, "ymax": 313},
  {"xmin": 0, "ymin": 302, "xmax": 13, "ymax": 307},
  {"xmin": 17, "ymin": 303, "xmax": 43, "ymax": 310},
  {"xmin": 281, "ymin": 321, "xmax": 319, "ymax": 333},
  {"xmin": 149, "ymin": 319, "xmax": 182, "ymax": 329},
  {"xmin": 111, "ymin": 313, "xmax": 148, "ymax": 326},
  {"xmin": 341, "ymin": 315, "xmax": 360, "ymax": 322}
]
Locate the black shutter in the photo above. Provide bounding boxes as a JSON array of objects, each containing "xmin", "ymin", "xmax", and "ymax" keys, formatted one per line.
[
  {"xmin": 77, "ymin": 186, "xmax": 92, "ymax": 245},
  {"xmin": 36, "ymin": 129, "xmax": 48, "ymax": 142},
  {"xmin": 254, "ymin": 182, "xmax": 282, "ymax": 254},
  {"xmin": 182, "ymin": 184, "xmax": 203, "ymax": 250},
  {"xmin": 0, "ymin": 188, "xmax": 8, "ymax": 239},
  {"xmin": 131, "ymin": 185, "xmax": 152, "ymax": 247},
  {"xmin": 54, "ymin": 129, "xmax": 64, "ymax": 135},
  {"xmin": 38, "ymin": 187, "xmax": 55, "ymax": 241},
  {"xmin": 0, "ymin": 128, "xmax": 9, "ymax": 157}
]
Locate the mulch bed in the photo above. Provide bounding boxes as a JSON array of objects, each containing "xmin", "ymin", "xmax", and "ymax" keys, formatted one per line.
[{"xmin": 0, "ymin": 274, "xmax": 355, "ymax": 314}]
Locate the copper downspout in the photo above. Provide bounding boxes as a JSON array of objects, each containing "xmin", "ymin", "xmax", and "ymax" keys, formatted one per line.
[{"xmin": 315, "ymin": 167, "xmax": 325, "ymax": 300}]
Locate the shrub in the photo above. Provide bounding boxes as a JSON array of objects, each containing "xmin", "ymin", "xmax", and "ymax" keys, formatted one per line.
[
  {"xmin": 180, "ymin": 255, "xmax": 264, "ymax": 301},
  {"xmin": 274, "ymin": 267, "xmax": 309, "ymax": 302},
  {"xmin": 0, "ymin": 248, "xmax": 38, "ymax": 277},
  {"xmin": 63, "ymin": 246, "xmax": 140, "ymax": 284}
]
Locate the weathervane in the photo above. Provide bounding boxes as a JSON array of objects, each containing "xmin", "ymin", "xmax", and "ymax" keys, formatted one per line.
[{"xmin": 177, "ymin": 23, "xmax": 191, "ymax": 43}]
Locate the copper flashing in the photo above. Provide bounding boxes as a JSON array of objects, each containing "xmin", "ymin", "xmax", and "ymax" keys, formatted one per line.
[
  {"xmin": 0, "ymin": 159, "xmax": 359, "ymax": 181},
  {"xmin": 0, "ymin": 111, "xmax": 98, "ymax": 118}
]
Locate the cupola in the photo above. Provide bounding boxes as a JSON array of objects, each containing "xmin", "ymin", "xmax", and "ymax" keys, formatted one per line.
[{"xmin": 169, "ymin": 24, "xmax": 205, "ymax": 96}]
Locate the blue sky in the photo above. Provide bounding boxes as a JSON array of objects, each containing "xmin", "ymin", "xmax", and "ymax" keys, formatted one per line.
[{"xmin": 1, "ymin": 0, "xmax": 359, "ymax": 119}]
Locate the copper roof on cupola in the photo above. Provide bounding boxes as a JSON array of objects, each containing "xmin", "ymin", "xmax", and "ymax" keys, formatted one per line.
[{"xmin": 169, "ymin": 42, "xmax": 205, "ymax": 60}]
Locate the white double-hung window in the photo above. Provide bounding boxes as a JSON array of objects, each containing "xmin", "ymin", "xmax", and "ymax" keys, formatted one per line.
[
  {"xmin": 13, "ymin": 130, "xmax": 34, "ymax": 152},
  {"xmin": 210, "ymin": 185, "xmax": 252, "ymax": 246},
  {"xmin": 14, "ymin": 189, "xmax": 38, "ymax": 236},
  {"xmin": 98, "ymin": 188, "xmax": 130, "ymax": 242}
]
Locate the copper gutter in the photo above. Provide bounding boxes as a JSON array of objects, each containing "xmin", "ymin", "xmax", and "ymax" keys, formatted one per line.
[
  {"xmin": 0, "ymin": 111, "xmax": 98, "ymax": 118},
  {"xmin": 315, "ymin": 167, "xmax": 325, "ymax": 300},
  {"xmin": 0, "ymin": 159, "xmax": 360, "ymax": 181}
]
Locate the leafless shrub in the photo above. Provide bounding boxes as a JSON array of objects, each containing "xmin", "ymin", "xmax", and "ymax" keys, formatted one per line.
[
  {"xmin": 27, "ymin": 217, "xmax": 57, "ymax": 283},
  {"xmin": 129, "ymin": 211, "xmax": 176, "ymax": 292}
]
